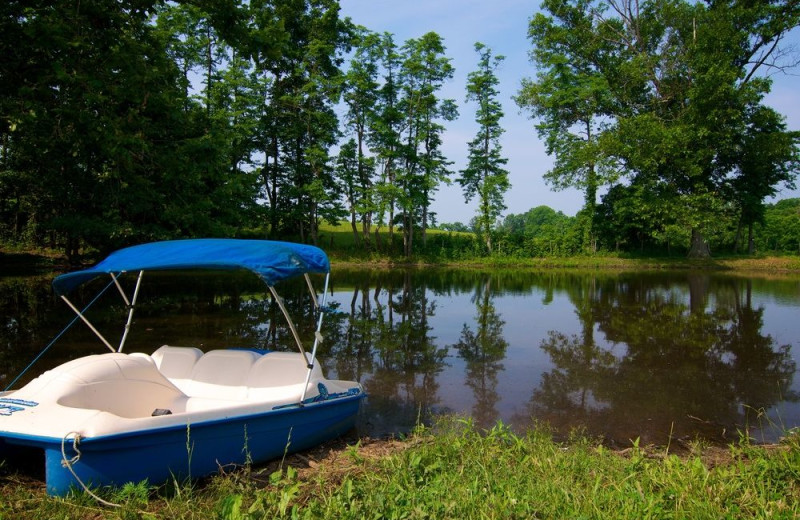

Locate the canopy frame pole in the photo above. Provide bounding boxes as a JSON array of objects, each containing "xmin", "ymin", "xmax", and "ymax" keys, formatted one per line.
[
  {"xmin": 268, "ymin": 285, "xmax": 307, "ymax": 362},
  {"xmin": 110, "ymin": 272, "xmax": 131, "ymax": 307},
  {"xmin": 300, "ymin": 272, "xmax": 330, "ymax": 403},
  {"xmin": 117, "ymin": 270, "xmax": 143, "ymax": 352},
  {"xmin": 60, "ymin": 295, "xmax": 116, "ymax": 353},
  {"xmin": 303, "ymin": 273, "xmax": 319, "ymax": 309}
]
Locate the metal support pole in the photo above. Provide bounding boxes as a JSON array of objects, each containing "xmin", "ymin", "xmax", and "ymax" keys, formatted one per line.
[
  {"xmin": 300, "ymin": 272, "xmax": 330, "ymax": 403},
  {"xmin": 117, "ymin": 270, "xmax": 143, "ymax": 352},
  {"xmin": 110, "ymin": 272, "xmax": 130, "ymax": 306},
  {"xmin": 304, "ymin": 273, "xmax": 319, "ymax": 309},
  {"xmin": 268, "ymin": 285, "xmax": 307, "ymax": 362},
  {"xmin": 60, "ymin": 295, "xmax": 116, "ymax": 353}
]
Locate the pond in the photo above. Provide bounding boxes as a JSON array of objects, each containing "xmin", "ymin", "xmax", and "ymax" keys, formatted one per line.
[{"xmin": 2, "ymin": 267, "xmax": 799, "ymax": 447}]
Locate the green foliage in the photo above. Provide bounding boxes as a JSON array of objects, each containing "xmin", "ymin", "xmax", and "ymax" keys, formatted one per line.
[
  {"xmin": 517, "ymin": 0, "xmax": 800, "ymax": 258},
  {"xmin": 2, "ymin": 0, "xmax": 797, "ymax": 262},
  {"xmin": 10, "ymin": 420, "xmax": 796, "ymax": 519},
  {"xmin": 459, "ymin": 43, "xmax": 509, "ymax": 253},
  {"xmin": 289, "ymin": 421, "xmax": 800, "ymax": 519},
  {"xmin": 756, "ymin": 198, "xmax": 800, "ymax": 254},
  {"xmin": 0, "ymin": 0, "xmax": 352, "ymax": 258},
  {"xmin": 395, "ymin": 32, "xmax": 458, "ymax": 257},
  {"xmin": 497, "ymin": 206, "xmax": 582, "ymax": 257}
]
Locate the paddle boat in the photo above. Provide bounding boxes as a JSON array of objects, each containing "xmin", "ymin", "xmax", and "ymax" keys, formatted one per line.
[{"xmin": 0, "ymin": 239, "xmax": 365, "ymax": 496}]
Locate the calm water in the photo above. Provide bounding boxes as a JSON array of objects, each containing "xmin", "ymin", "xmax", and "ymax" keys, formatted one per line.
[{"xmin": 2, "ymin": 267, "xmax": 799, "ymax": 446}]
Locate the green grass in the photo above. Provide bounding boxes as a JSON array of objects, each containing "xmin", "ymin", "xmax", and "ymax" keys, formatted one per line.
[
  {"xmin": 3, "ymin": 419, "xmax": 799, "ymax": 519},
  {"xmin": 4, "ymin": 223, "xmax": 800, "ymax": 272},
  {"xmin": 316, "ymin": 222, "xmax": 800, "ymax": 271}
]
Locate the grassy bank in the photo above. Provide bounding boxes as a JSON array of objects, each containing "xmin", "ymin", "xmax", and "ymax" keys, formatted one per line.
[
  {"xmin": 4, "ymin": 226, "xmax": 800, "ymax": 272},
  {"xmin": 3, "ymin": 420, "xmax": 799, "ymax": 519},
  {"xmin": 331, "ymin": 253, "xmax": 800, "ymax": 272}
]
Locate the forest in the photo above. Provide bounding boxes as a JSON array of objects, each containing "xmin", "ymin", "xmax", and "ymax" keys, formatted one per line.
[{"xmin": 1, "ymin": 0, "xmax": 799, "ymax": 262}]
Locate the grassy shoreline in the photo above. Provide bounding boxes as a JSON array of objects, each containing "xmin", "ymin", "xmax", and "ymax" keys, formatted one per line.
[
  {"xmin": 330, "ymin": 253, "xmax": 800, "ymax": 272},
  {"xmin": 4, "ymin": 244, "xmax": 800, "ymax": 274},
  {"xmin": 2, "ymin": 420, "xmax": 799, "ymax": 519}
]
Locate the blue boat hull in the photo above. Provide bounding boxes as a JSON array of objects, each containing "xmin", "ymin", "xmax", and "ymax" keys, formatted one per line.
[{"xmin": 1, "ymin": 395, "xmax": 362, "ymax": 496}]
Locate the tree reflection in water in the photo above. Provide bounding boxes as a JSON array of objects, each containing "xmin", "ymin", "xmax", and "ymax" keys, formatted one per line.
[
  {"xmin": 452, "ymin": 276, "xmax": 508, "ymax": 430},
  {"xmin": 2, "ymin": 268, "xmax": 798, "ymax": 444},
  {"xmin": 521, "ymin": 273, "xmax": 797, "ymax": 446},
  {"xmin": 327, "ymin": 270, "xmax": 448, "ymax": 435}
]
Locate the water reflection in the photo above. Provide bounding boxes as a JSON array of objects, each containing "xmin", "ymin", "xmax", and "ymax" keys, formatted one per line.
[
  {"xmin": 329, "ymin": 272, "xmax": 448, "ymax": 435},
  {"xmin": 522, "ymin": 273, "xmax": 797, "ymax": 445},
  {"xmin": 329, "ymin": 269, "xmax": 799, "ymax": 445},
  {"xmin": 2, "ymin": 268, "xmax": 799, "ymax": 445},
  {"xmin": 452, "ymin": 277, "xmax": 508, "ymax": 430}
]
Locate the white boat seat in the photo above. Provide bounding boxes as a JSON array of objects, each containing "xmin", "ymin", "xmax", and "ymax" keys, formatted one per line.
[
  {"xmin": 55, "ymin": 354, "xmax": 187, "ymax": 418},
  {"xmin": 245, "ymin": 351, "xmax": 322, "ymax": 402},
  {"xmin": 179, "ymin": 349, "xmax": 261, "ymax": 400},
  {"xmin": 151, "ymin": 345, "xmax": 203, "ymax": 379},
  {"xmin": 246, "ymin": 352, "xmax": 321, "ymax": 387}
]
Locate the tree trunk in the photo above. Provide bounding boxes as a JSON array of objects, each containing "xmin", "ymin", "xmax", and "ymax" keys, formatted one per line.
[
  {"xmin": 309, "ymin": 214, "xmax": 318, "ymax": 246},
  {"xmin": 403, "ymin": 211, "xmax": 413, "ymax": 258},
  {"xmin": 350, "ymin": 209, "xmax": 360, "ymax": 247},
  {"xmin": 357, "ymin": 129, "xmax": 371, "ymax": 247},
  {"xmin": 733, "ymin": 218, "xmax": 743, "ymax": 253},
  {"xmin": 421, "ymin": 199, "xmax": 428, "ymax": 248},
  {"xmin": 747, "ymin": 222, "xmax": 755, "ymax": 254},
  {"xmin": 687, "ymin": 228, "xmax": 711, "ymax": 258}
]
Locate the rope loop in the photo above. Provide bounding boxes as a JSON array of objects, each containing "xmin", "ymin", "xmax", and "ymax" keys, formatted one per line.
[{"xmin": 60, "ymin": 431, "xmax": 121, "ymax": 508}]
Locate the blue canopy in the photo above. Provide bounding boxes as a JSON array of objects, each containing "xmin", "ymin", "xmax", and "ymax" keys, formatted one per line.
[{"xmin": 52, "ymin": 239, "xmax": 330, "ymax": 295}]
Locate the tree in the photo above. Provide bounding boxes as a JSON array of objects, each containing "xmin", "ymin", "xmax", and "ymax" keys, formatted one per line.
[
  {"xmin": 516, "ymin": 0, "xmax": 619, "ymax": 252},
  {"xmin": 397, "ymin": 32, "xmax": 457, "ymax": 258},
  {"xmin": 341, "ymin": 28, "xmax": 382, "ymax": 247},
  {"xmin": 246, "ymin": 0, "xmax": 352, "ymax": 243},
  {"xmin": 155, "ymin": 1, "xmax": 263, "ymax": 240},
  {"xmin": 369, "ymin": 32, "xmax": 405, "ymax": 250},
  {"xmin": 459, "ymin": 43, "xmax": 509, "ymax": 253},
  {"xmin": 518, "ymin": 0, "xmax": 800, "ymax": 258},
  {"xmin": 729, "ymin": 106, "xmax": 800, "ymax": 253},
  {"xmin": 759, "ymin": 199, "xmax": 800, "ymax": 253},
  {"xmin": 1, "ymin": 1, "xmax": 217, "ymax": 258},
  {"xmin": 335, "ymin": 138, "xmax": 361, "ymax": 244}
]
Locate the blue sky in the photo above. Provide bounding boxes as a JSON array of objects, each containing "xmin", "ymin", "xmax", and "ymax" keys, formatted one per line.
[{"xmin": 339, "ymin": 0, "xmax": 800, "ymax": 225}]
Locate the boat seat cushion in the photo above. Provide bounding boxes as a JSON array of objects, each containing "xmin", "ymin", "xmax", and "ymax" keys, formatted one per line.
[
  {"xmin": 245, "ymin": 352, "xmax": 322, "ymax": 402},
  {"xmin": 246, "ymin": 352, "xmax": 321, "ymax": 388},
  {"xmin": 151, "ymin": 345, "xmax": 203, "ymax": 379},
  {"xmin": 180, "ymin": 349, "xmax": 261, "ymax": 400},
  {"xmin": 55, "ymin": 354, "xmax": 187, "ymax": 418}
]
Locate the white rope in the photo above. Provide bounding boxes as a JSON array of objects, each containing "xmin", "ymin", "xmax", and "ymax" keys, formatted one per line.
[{"xmin": 60, "ymin": 431, "xmax": 120, "ymax": 508}]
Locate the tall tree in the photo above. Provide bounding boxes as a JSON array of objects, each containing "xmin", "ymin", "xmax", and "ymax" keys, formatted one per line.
[
  {"xmin": 341, "ymin": 28, "xmax": 381, "ymax": 246},
  {"xmin": 335, "ymin": 138, "xmax": 361, "ymax": 244},
  {"xmin": 369, "ymin": 32, "xmax": 404, "ymax": 250},
  {"xmin": 155, "ymin": 1, "xmax": 263, "ymax": 237},
  {"xmin": 397, "ymin": 32, "xmax": 457, "ymax": 257},
  {"xmin": 728, "ymin": 106, "xmax": 800, "ymax": 253},
  {"xmin": 459, "ymin": 42, "xmax": 509, "ymax": 253},
  {"xmin": 0, "ymin": 0, "xmax": 218, "ymax": 259},
  {"xmin": 247, "ymin": 0, "xmax": 351, "ymax": 243},
  {"xmin": 517, "ymin": 0, "xmax": 800, "ymax": 257},
  {"xmin": 516, "ymin": 0, "xmax": 619, "ymax": 252}
]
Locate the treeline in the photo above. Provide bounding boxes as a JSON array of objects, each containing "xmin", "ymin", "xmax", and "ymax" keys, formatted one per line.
[
  {"xmin": 1, "ymin": 1, "xmax": 798, "ymax": 262},
  {"xmin": 514, "ymin": 0, "xmax": 800, "ymax": 258},
  {"xmin": 437, "ymin": 198, "xmax": 800, "ymax": 258},
  {"xmin": 0, "ymin": 0, "xmax": 511, "ymax": 262}
]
